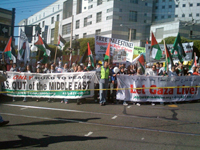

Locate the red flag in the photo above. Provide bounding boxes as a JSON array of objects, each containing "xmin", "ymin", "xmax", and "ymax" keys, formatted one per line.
[
  {"xmin": 194, "ymin": 52, "xmax": 197, "ymax": 67},
  {"xmin": 104, "ymin": 41, "xmax": 111, "ymax": 60}
]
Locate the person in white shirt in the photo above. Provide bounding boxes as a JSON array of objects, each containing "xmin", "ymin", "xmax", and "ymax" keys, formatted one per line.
[
  {"xmin": 168, "ymin": 66, "xmax": 177, "ymax": 76},
  {"xmin": 146, "ymin": 65, "xmax": 157, "ymax": 76}
]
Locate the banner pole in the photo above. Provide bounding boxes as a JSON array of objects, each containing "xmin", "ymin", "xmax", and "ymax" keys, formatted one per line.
[{"xmin": 54, "ymin": 46, "xmax": 58, "ymax": 64}]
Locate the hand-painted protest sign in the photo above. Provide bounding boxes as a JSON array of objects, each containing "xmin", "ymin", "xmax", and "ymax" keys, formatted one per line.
[
  {"xmin": 117, "ymin": 74, "xmax": 200, "ymax": 102},
  {"xmin": 133, "ymin": 46, "xmax": 146, "ymax": 59},
  {"xmin": 95, "ymin": 35, "xmax": 134, "ymax": 63},
  {"xmin": 2, "ymin": 71, "xmax": 98, "ymax": 99},
  {"xmin": 145, "ymin": 42, "xmax": 193, "ymax": 62}
]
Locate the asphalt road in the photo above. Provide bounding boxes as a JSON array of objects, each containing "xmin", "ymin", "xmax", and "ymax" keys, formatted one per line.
[{"xmin": 0, "ymin": 96, "xmax": 200, "ymax": 150}]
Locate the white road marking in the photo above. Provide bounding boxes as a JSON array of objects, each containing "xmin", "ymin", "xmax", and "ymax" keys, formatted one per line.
[
  {"xmin": 111, "ymin": 115, "xmax": 117, "ymax": 119},
  {"xmin": 84, "ymin": 132, "xmax": 93, "ymax": 136},
  {"xmin": 127, "ymin": 106, "xmax": 131, "ymax": 109},
  {"xmin": 1, "ymin": 112, "xmax": 200, "ymax": 137},
  {"xmin": 20, "ymin": 107, "xmax": 28, "ymax": 110}
]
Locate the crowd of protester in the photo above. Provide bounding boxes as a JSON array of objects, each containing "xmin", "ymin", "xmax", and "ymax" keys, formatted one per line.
[{"xmin": 1, "ymin": 58, "xmax": 200, "ymax": 106}]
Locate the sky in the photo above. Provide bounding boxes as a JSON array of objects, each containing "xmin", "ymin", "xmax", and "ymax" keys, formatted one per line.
[{"xmin": 0, "ymin": 0, "xmax": 57, "ymax": 45}]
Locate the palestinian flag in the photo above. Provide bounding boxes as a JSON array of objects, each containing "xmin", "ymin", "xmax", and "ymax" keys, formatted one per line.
[
  {"xmin": 172, "ymin": 33, "xmax": 186, "ymax": 62},
  {"xmin": 58, "ymin": 35, "xmax": 66, "ymax": 50},
  {"xmin": 87, "ymin": 42, "xmax": 95, "ymax": 67},
  {"xmin": 104, "ymin": 41, "xmax": 111, "ymax": 60},
  {"xmin": 151, "ymin": 32, "xmax": 162, "ymax": 60},
  {"xmin": 34, "ymin": 34, "xmax": 51, "ymax": 57},
  {"xmin": 189, "ymin": 52, "xmax": 197, "ymax": 70},
  {"xmin": 3, "ymin": 37, "xmax": 16, "ymax": 63},
  {"xmin": 137, "ymin": 54, "xmax": 145, "ymax": 74},
  {"xmin": 164, "ymin": 41, "xmax": 174, "ymax": 71}
]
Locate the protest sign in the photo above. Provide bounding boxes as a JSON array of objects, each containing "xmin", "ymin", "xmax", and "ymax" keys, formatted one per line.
[
  {"xmin": 133, "ymin": 46, "xmax": 146, "ymax": 59},
  {"xmin": 117, "ymin": 75, "xmax": 200, "ymax": 102},
  {"xmin": 95, "ymin": 35, "xmax": 134, "ymax": 63},
  {"xmin": 2, "ymin": 71, "xmax": 98, "ymax": 99},
  {"xmin": 145, "ymin": 42, "xmax": 193, "ymax": 62}
]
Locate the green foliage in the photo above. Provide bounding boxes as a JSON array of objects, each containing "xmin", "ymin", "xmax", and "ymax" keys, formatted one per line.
[{"xmin": 63, "ymin": 38, "xmax": 95, "ymax": 56}]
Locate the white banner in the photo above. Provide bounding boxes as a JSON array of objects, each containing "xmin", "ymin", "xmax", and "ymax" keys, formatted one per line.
[
  {"xmin": 2, "ymin": 71, "xmax": 98, "ymax": 99},
  {"xmin": 95, "ymin": 35, "xmax": 134, "ymax": 63},
  {"xmin": 117, "ymin": 75, "xmax": 200, "ymax": 102},
  {"xmin": 145, "ymin": 42, "xmax": 193, "ymax": 62}
]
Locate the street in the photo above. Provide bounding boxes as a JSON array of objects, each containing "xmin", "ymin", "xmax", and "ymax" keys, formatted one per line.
[{"xmin": 0, "ymin": 96, "xmax": 200, "ymax": 150}]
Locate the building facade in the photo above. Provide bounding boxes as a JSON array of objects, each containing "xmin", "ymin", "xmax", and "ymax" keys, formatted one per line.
[{"xmin": 19, "ymin": 0, "xmax": 153, "ymax": 47}]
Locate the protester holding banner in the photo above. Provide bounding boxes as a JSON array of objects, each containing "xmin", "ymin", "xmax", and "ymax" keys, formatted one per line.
[
  {"xmin": 146, "ymin": 65, "xmax": 157, "ymax": 76},
  {"xmin": 168, "ymin": 66, "xmax": 178, "ymax": 76},
  {"xmin": 43, "ymin": 63, "xmax": 50, "ymax": 73}
]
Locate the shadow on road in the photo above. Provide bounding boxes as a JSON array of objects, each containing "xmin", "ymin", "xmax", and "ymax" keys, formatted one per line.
[
  {"xmin": 10, "ymin": 117, "xmax": 101, "ymax": 127},
  {"xmin": 0, "ymin": 135, "xmax": 107, "ymax": 149}
]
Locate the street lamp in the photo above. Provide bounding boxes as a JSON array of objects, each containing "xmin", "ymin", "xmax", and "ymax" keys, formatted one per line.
[{"xmin": 120, "ymin": 24, "xmax": 132, "ymax": 42}]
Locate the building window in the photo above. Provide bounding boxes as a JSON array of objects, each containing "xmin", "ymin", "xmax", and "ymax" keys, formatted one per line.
[
  {"xmin": 155, "ymin": 16, "xmax": 158, "ymax": 19},
  {"xmin": 155, "ymin": 0, "xmax": 158, "ymax": 2},
  {"xmin": 182, "ymin": 14, "xmax": 185, "ymax": 17},
  {"xmin": 42, "ymin": 21, "xmax": 45, "ymax": 27},
  {"xmin": 168, "ymin": 15, "xmax": 171, "ymax": 18},
  {"xmin": 87, "ymin": 21, "xmax": 92, "ymax": 25},
  {"xmin": 36, "ymin": 16, "xmax": 37, "ymax": 21},
  {"xmin": 39, "ymin": 14, "xmax": 41, "ymax": 19},
  {"xmin": 97, "ymin": 0, "xmax": 103, "ymax": 5},
  {"xmin": 189, "ymin": 3, "xmax": 193, "ymax": 7},
  {"xmin": 197, "ymin": 3, "xmax": 200, "ymax": 6},
  {"xmin": 130, "ymin": 0, "xmax": 138, "ymax": 4},
  {"xmin": 119, "ymin": 16, "xmax": 122, "ymax": 20},
  {"xmin": 169, "ymin": 5, "xmax": 172, "ymax": 8},
  {"xmin": 175, "ymin": 14, "xmax": 178, "ymax": 18},
  {"xmin": 96, "ymin": 12, "xmax": 102, "ymax": 23},
  {"xmin": 84, "ymin": 17, "xmax": 88, "ymax": 27},
  {"xmin": 96, "ymin": 29, "xmax": 101, "ymax": 35},
  {"xmin": 75, "ymin": 34, "xmax": 79, "ymax": 39},
  {"xmin": 76, "ymin": 20, "xmax": 80, "ymax": 29},
  {"xmin": 89, "ymin": 0, "xmax": 93, "ymax": 2},
  {"xmin": 107, "ymin": 8, "xmax": 113, "ymax": 13},
  {"xmin": 57, "ymin": 14, "xmax": 60, "ymax": 21},
  {"xmin": 43, "ymin": 12, "xmax": 45, "ymax": 17},
  {"xmin": 189, "ymin": 14, "xmax": 192, "ymax": 17},
  {"xmin": 106, "ymin": 15, "xmax": 112, "ymax": 20},
  {"xmin": 145, "ymin": 3, "xmax": 148, "ymax": 6},
  {"xmin": 83, "ymin": 33, "xmax": 87, "ymax": 38},
  {"xmin": 53, "ymin": 7, "xmax": 54, "ymax": 12},
  {"xmin": 196, "ymin": 13, "xmax": 200, "ymax": 17},
  {"xmin": 51, "ymin": 17, "xmax": 54, "ymax": 24},
  {"xmin": 162, "ymin": 0, "xmax": 165, "ymax": 2},
  {"xmin": 144, "ymin": 20, "xmax": 146, "ymax": 23},
  {"xmin": 128, "ymin": 29, "xmax": 136, "ymax": 40},
  {"xmin": 144, "ymin": 13, "xmax": 147, "ymax": 16},
  {"xmin": 129, "ymin": 11, "xmax": 137, "ymax": 22},
  {"xmin": 162, "ymin": 6, "xmax": 165, "ymax": 9},
  {"xmin": 161, "ymin": 15, "xmax": 165, "ymax": 19},
  {"xmin": 62, "ymin": 23, "xmax": 71, "ymax": 35},
  {"xmin": 176, "ymin": 4, "xmax": 178, "ymax": 8},
  {"xmin": 182, "ymin": 4, "xmax": 186, "ymax": 7},
  {"xmin": 155, "ymin": 6, "xmax": 158, "ymax": 9},
  {"xmin": 51, "ymin": 28, "xmax": 54, "ymax": 38},
  {"xmin": 58, "ymin": 5, "xmax": 60, "ymax": 10},
  {"xmin": 119, "ymin": 9, "xmax": 122, "ymax": 12},
  {"xmin": 84, "ymin": 7, "xmax": 86, "ymax": 9},
  {"xmin": 88, "ymin": 5, "xmax": 93, "ymax": 9},
  {"xmin": 88, "ymin": 15, "xmax": 92, "ymax": 19}
]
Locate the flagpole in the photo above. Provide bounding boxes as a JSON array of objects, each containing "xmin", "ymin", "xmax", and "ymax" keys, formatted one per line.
[
  {"xmin": 164, "ymin": 40, "xmax": 168, "ymax": 72},
  {"xmin": 54, "ymin": 46, "xmax": 58, "ymax": 64}
]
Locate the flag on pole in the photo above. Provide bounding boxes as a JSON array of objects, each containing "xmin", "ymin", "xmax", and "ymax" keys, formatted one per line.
[
  {"xmin": 18, "ymin": 29, "xmax": 30, "ymax": 64},
  {"xmin": 137, "ymin": 54, "xmax": 145, "ymax": 74},
  {"xmin": 3, "ymin": 36, "xmax": 16, "ymax": 63},
  {"xmin": 58, "ymin": 35, "xmax": 66, "ymax": 50},
  {"xmin": 104, "ymin": 41, "xmax": 111, "ymax": 60},
  {"xmin": 34, "ymin": 34, "xmax": 51, "ymax": 57},
  {"xmin": 151, "ymin": 32, "xmax": 162, "ymax": 60},
  {"xmin": 189, "ymin": 52, "xmax": 197, "ymax": 70},
  {"xmin": 164, "ymin": 40, "xmax": 174, "ymax": 71},
  {"xmin": 171, "ymin": 33, "xmax": 186, "ymax": 62},
  {"xmin": 87, "ymin": 42, "xmax": 94, "ymax": 67}
]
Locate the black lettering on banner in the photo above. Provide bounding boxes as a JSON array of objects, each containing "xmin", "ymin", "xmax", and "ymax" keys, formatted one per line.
[{"xmin": 69, "ymin": 82, "xmax": 72, "ymax": 90}]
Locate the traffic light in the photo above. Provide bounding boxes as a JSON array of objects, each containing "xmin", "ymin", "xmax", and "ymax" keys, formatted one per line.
[
  {"xmin": 35, "ymin": 24, "xmax": 41, "ymax": 34},
  {"xmin": 25, "ymin": 26, "xmax": 33, "ymax": 42}
]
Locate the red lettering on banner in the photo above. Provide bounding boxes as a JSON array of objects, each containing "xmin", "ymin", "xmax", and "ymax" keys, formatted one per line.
[
  {"xmin": 13, "ymin": 75, "xmax": 27, "ymax": 80},
  {"xmin": 130, "ymin": 85, "xmax": 146, "ymax": 94},
  {"xmin": 177, "ymin": 85, "xmax": 197, "ymax": 94},
  {"xmin": 177, "ymin": 86, "xmax": 181, "ymax": 94},
  {"xmin": 29, "ymin": 76, "xmax": 33, "ymax": 80},
  {"xmin": 150, "ymin": 85, "xmax": 156, "ymax": 94}
]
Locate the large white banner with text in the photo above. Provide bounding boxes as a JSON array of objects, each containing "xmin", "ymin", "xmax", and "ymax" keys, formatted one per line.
[
  {"xmin": 117, "ymin": 75, "xmax": 200, "ymax": 102},
  {"xmin": 2, "ymin": 71, "xmax": 98, "ymax": 99}
]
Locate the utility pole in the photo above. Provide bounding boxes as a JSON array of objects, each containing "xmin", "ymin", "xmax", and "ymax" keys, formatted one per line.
[{"xmin": 11, "ymin": 8, "xmax": 15, "ymax": 42}]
